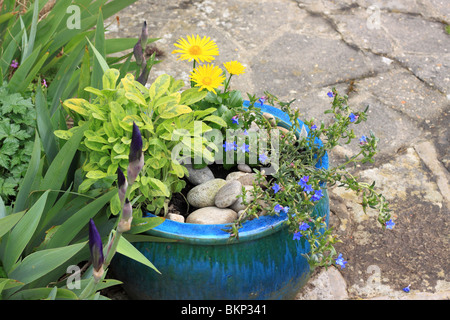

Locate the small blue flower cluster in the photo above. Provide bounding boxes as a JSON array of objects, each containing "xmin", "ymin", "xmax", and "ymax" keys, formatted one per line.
[{"xmin": 297, "ymin": 176, "xmax": 324, "ymax": 202}]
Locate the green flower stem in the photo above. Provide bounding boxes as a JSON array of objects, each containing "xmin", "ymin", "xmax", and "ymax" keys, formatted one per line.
[
  {"xmin": 236, "ymin": 193, "xmax": 263, "ymax": 223},
  {"xmin": 331, "ymin": 149, "xmax": 366, "ymax": 172},
  {"xmin": 190, "ymin": 60, "xmax": 197, "ymax": 88},
  {"xmin": 332, "ymin": 170, "xmax": 390, "ymax": 225},
  {"xmin": 223, "ymin": 74, "xmax": 233, "ymax": 92},
  {"xmin": 103, "ymin": 229, "xmax": 122, "ymax": 268},
  {"xmin": 78, "ymin": 269, "xmax": 105, "ymax": 300},
  {"xmin": 230, "ymin": 183, "xmax": 271, "ymax": 233},
  {"xmin": 104, "ymin": 180, "xmax": 133, "ymax": 268}
]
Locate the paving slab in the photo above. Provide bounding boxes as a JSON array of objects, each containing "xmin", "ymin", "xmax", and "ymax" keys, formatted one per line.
[
  {"xmin": 105, "ymin": 0, "xmax": 450, "ymax": 300},
  {"xmin": 326, "ymin": 146, "xmax": 450, "ymax": 299}
]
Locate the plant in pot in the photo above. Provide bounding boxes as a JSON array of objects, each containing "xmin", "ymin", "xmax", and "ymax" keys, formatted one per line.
[{"xmin": 74, "ymin": 36, "xmax": 393, "ymax": 299}]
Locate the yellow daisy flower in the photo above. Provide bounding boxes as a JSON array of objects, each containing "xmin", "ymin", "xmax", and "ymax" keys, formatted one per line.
[
  {"xmin": 223, "ymin": 61, "xmax": 246, "ymax": 75},
  {"xmin": 190, "ymin": 64, "xmax": 226, "ymax": 92},
  {"xmin": 172, "ymin": 35, "xmax": 219, "ymax": 63}
]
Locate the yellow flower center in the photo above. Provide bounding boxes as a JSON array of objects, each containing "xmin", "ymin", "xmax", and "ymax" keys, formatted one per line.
[
  {"xmin": 202, "ymin": 76, "xmax": 212, "ymax": 85},
  {"xmin": 189, "ymin": 45, "xmax": 202, "ymax": 56}
]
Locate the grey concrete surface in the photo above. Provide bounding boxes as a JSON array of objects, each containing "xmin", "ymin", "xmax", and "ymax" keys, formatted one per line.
[{"xmin": 104, "ymin": 0, "xmax": 450, "ymax": 300}]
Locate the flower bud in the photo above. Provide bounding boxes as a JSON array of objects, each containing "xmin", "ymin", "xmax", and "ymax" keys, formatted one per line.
[
  {"xmin": 140, "ymin": 21, "xmax": 148, "ymax": 48},
  {"xmin": 127, "ymin": 122, "xmax": 144, "ymax": 185},
  {"xmin": 88, "ymin": 219, "xmax": 104, "ymax": 282},
  {"xmin": 118, "ymin": 199, "xmax": 133, "ymax": 233},
  {"xmin": 133, "ymin": 40, "xmax": 144, "ymax": 66},
  {"xmin": 136, "ymin": 62, "xmax": 150, "ymax": 85},
  {"xmin": 123, "ymin": 198, "xmax": 132, "ymax": 220},
  {"xmin": 117, "ymin": 167, "xmax": 128, "ymax": 204},
  {"xmin": 133, "ymin": 21, "xmax": 148, "ymax": 67}
]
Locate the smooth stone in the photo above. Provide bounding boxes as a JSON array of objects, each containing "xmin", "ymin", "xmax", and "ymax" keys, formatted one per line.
[
  {"xmin": 237, "ymin": 164, "xmax": 252, "ymax": 173},
  {"xmin": 186, "ymin": 207, "xmax": 238, "ymax": 225},
  {"xmin": 215, "ymin": 180, "xmax": 243, "ymax": 208},
  {"xmin": 184, "ymin": 164, "xmax": 215, "ymax": 185},
  {"xmin": 250, "ymin": 121, "xmax": 260, "ymax": 132},
  {"xmin": 256, "ymin": 199, "xmax": 269, "ymax": 216},
  {"xmin": 230, "ymin": 186, "xmax": 255, "ymax": 212},
  {"xmin": 167, "ymin": 213, "xmax": 185, "ymax": 223},
  {"xmin": 277, "ymin": 126, "xmax": 297, "ymax": 140},
  {"xmin": 226, "ymin": 171, "xmax": 248, "ymax": 181},
  {"xmin": 187, "ymin": 178, "xmax": 227, "ymax": 208},
  {"xmin": 262, "ymin": 112, "xmax": 277, "ymax": 127},
  {"xmin": 237, "ymin": 173, "xmax": 267, "ymax": 186},
  {"xmin": 278, "ymin": 126, "xmax": 290, "ymax": 135}
]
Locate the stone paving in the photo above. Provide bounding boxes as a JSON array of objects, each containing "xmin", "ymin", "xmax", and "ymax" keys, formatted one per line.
[{"xmin": 105, "ymin": 0, "xmax": 450, "ymax": 300}]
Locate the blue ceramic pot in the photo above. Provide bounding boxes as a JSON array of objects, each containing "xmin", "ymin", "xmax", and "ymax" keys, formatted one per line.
[{"xmin": 111, "ymin": 103, "xmax": 329, "ymax": 300}]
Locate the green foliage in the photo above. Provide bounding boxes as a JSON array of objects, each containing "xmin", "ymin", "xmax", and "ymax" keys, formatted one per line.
[
  {"xmin": 0, "ymin": 0, "xmax": 145, "ymax": 119},
  {"xmin": 0, "ymin": 131, "xmax": 106, "ymax": 299},
  {"xmin": 193, "ymin": 88, "xmax": 244, "ymax": 130},
  {"xmin": 0, "ymin": 83, "xmax": 36, "ymax": 204},
  {"xmin": 0, "ymin": 0, "xmax": 164, "ymax": 300},
  {"xmin": 54, "ymin": 69, "xmax": 223, "ymax": 216},
  {"xmin": 223, "ymin": 91, "xmax": 391, "ymax": 269},
  {"xmin": 0, "ymin": 129, "xmax": 160, "ymax": 300},
  {"xmin": 0, "ymin": 1, "xmax": 394, "ymax": 296}
]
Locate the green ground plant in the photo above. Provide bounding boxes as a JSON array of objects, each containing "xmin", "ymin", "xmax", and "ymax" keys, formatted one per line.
[
  {"xmin": 55, "ymin": 68, "xmax": 226, "ymax": 216},
  {"xmin": 0, "ymin": 0, "xmax": 162, "ymax": 300},
  {"xmin": 0, "ymin": 83, "xmax": 36, "ymax": 204}
]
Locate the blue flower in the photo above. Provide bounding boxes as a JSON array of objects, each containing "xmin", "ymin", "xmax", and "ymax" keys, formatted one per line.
[
  {"xmin": 403, "ymin": 285, "xmax": 411, "ymax": 293},
  {"xmin": 283, "ymin": 206, "xmax": 290, "ymax": 214},
  {"xmin": 293, "ymin": 231, "xmax": 302, "ymax": 240},
  {"xmin": 259, "ymin": 153, "xmax": 268, "ymax": 164},
  {"xmin": 298, "ymin": 176, "xmax": 315, "ymax": 193},
  {"xmin": 335, "ymin": 253, "xmax": 347, "ymax": 269},
  {"xmin": 360, "ymin": 135, "xmax": 367, "ymax": 145},
  {"xmin": 272, "ymin": 183, "xmax": 281, "ymax": 194},
  {"xmin": 243, "ymin": 129, "xmax": 249, "ymax": 136},
  {"xmin": 274, "ymin": 204, "xmax": 283, "ymax": 213},
  {"xmin": 311, "ymin": 124, "xmax": 317, "ymax": 130},
  {"xmin": 299, "ymin": 222, "xmax": 310, "ymax": 231},
  {"xmin": 311, "ymin": 189, "xmax": 323, "ymax": 202},
  {"xmin": 258, "ymin": 97, "xmax": 266, "ymax": 106},
  {"xmin": 231, "ymin": 115, "xmax": 239, "ymax": 125},
  {"xmin": 223, "ymin": 141, "xmax": 237, "ymax": 152},
  {"xmin": 239, "ymin": 143, "xmax": 249, "ymax": 153},
  {"xmin": 327, "ymin": 91, "xmax": 334, "ymax": 98},
  {"xmin": 298, "ymin": 176, "xmax": 310, "ymax": 188},
  {"xmin": 349, "ymin": 113, "xmax": 358, "ymax": 123},
  {"xmin": 303, "ymin": 184, "xmax": 314, "ymax": 193},
  {"xmin": 385, "ymin": 219, "xmax": 395, "ymax": 230}
]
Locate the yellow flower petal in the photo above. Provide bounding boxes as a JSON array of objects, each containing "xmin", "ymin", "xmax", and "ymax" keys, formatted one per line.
[
  {"xmin": 190, "ymin": 64, "xmax": 226, "ymax": 92},
  {"xmin": 172, "ymin": 35, "xmax": 219, "ymax": 63},
  {"xmin": 223, "ymin": 61, "xmax": 246, "ymax": 75}
]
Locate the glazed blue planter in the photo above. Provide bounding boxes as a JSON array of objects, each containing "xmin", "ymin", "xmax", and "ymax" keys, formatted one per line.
[{"xmin": 111, "ymin": 103, "xmax": 329, "ymax": 300}]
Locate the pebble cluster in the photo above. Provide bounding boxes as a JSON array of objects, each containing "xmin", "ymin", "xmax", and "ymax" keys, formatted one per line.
[
  {"xmin": 165, "ymin": 112, "xmax": 290, "ymax": 225},
  {"xmin": 167, "ymin": 164, "xmax": 267, "ymax": 224}
]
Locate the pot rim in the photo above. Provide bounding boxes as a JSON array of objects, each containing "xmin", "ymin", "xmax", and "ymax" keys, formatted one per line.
[{"xmin": 143, "ymin": 102, "xmax": 329, "ymax": 245}]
